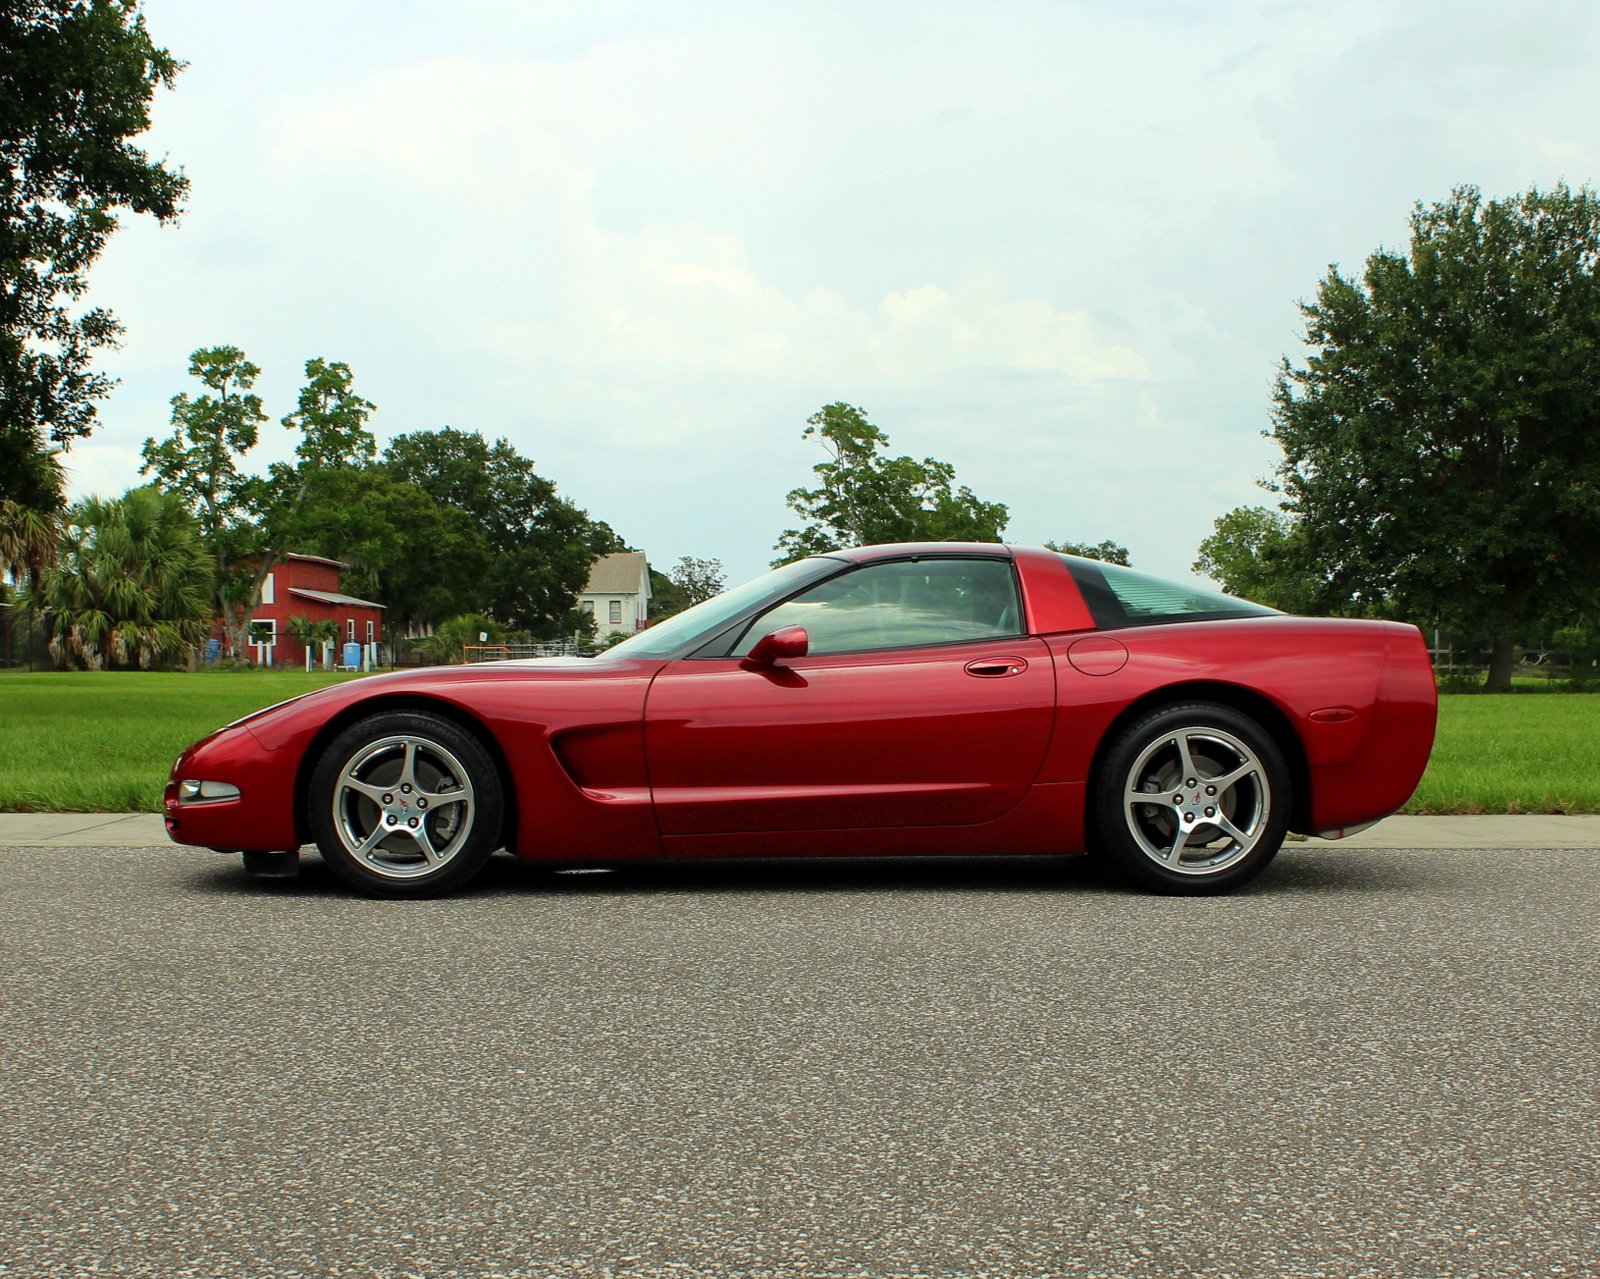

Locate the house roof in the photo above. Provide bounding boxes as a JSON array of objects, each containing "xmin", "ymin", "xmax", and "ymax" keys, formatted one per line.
[
  {"xmin": 283, "ymin": 553, "xmax": 347, "ymax": 569},
  {"xmin": 582, "ymin": 551, "xmax": 648, "ymax": 595},
  {"xmin": 289, "ymin": 587, "xmax": 386, "ymax": 610}
]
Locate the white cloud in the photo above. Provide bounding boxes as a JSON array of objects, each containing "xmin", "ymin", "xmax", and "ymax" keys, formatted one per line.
[
  {"xmin": 240, "ymin": 50, "xmax": 1158, "ymax": 492},
  {"xmin": 70, "ymin": 0, "xmax": 1600, "ymax": 585}
]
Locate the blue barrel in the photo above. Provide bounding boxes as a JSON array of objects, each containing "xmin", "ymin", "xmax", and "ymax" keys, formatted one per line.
[
  {"xmin": 341, "ymin": 642, "xmax": 361, "ymax": 669},
  {"xmin": 205, "ymin": 638, "xmax": 221, "ymax": 663}
]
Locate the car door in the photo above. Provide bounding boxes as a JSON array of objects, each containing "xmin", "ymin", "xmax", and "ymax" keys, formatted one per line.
[{"xmin": 643, "ymin": 556, "xmax": 1056, "ymax": 835}]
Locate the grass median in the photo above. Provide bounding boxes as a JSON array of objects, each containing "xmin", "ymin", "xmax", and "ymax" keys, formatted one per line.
[{"xmin": 1, "ymin": 669, "xmax": 1597, "ymax": 814}]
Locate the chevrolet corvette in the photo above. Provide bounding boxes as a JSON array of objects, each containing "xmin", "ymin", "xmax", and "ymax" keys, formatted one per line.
[{"xmin": 165, "ymin": 543, "xmax": 1437, "ymax": 896}]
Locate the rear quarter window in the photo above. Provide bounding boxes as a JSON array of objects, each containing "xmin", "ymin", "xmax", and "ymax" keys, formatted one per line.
[{"xmin": 1062, "ymin": 557, "xmax": 1279, "ymax": 629}]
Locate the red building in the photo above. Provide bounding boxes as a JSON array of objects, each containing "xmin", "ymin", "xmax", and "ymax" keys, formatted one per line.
[{"xmin": 231, "ymin": 554, "xmax": 385, "ymax": 666}]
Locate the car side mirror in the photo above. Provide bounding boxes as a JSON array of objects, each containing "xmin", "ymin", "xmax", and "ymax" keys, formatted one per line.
[{"xmin": 742, "ymin": 625, "xmax": 809, "ymax": 668}]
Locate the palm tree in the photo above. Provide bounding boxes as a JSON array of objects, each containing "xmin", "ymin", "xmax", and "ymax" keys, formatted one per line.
[
  {"xmin": 22, "ymin": 485, "xmax": 215, "ymax": 670},
  {"xmin": 0, "ymin": 498, "xmax": 61, "ymax": 589},
  {"xmin": 287, "ymin": 613, "xmax": 340, "ymax": 665},
  {"xmin": 0, "ymin": 498, "xmax": 61, "ymax": 666},
  {"xmin": 0, "ymin": 450, "xmax": 65, "ymax": 590},
  {"xmin": 415, "ymin": 613, "xmax": 503, "ymax": 664},
  {"xmin": 311, "ymin": 617, "xmax": 339, "ymax": 655}
]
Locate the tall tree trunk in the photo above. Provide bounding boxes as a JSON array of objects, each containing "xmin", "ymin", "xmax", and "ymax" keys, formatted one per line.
[
  {"xmin": 1485, "ymin": 635, "xmax": 1517, "ymax": 693},
  {"xmin": 224, "ymin": 550, "xmax": 278, "ymax": 660}
]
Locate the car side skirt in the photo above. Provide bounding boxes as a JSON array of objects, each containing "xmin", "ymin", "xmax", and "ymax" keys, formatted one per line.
[{"xmin": 653, "ymin": 781, "xmax": 1086, "ymax": 860}]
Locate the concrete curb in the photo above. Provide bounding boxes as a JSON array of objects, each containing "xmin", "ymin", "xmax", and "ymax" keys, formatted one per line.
[{"xmin": 0, "ymin": 812, "xmax": 1597, "ymax": 850}]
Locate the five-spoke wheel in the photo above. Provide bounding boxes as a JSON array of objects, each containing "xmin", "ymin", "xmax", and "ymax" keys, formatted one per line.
[
  {"xmin": 1095, "ymin": 702, "xmax": 1290, "ymax": 893},
  {"xmin": 309, "ymin": 711, "xmax": 504, "ymax": 896}
]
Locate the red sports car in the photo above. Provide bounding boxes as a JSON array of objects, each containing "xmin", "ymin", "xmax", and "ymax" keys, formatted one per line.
[{"xmin": 165, "ymin": 544, "xmax": 1437, "ymax": 896}]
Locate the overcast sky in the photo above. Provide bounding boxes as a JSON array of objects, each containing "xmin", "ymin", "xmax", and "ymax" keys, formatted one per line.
[{"xmin": 70, "ymin": 0, "xmax": 1600, "ymax": 585}]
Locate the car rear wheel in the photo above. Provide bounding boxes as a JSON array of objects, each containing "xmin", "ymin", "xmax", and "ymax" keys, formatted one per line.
[
  {"xmin": 308, "ymin": 711, "xmax": 504, "ymax": 897},
  {"xmin": 1094, "ymin": 701, "xmax": 1290, "ymax": 894}
]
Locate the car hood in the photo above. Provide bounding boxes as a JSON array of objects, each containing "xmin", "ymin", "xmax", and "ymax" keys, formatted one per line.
[{"xmin": 210, "ymin": 657, "xmax": 660, "ymax": 752}]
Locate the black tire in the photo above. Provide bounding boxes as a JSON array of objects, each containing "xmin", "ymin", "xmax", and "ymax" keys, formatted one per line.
[
  {"xmin": 1093, "ymin": 701, "xmax": 1290, "ymax": 895},
  {"xmin": 308, "ymin": 710, "xmax": 504, "ymax": 897}
]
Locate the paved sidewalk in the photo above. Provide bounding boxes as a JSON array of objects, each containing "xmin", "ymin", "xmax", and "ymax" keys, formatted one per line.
[
  {"xmin": 0, "ymin": 813, "xmax": 173, "ymax": 847},
  {"xmin": 0, "ymin": 812, "xmax": 1597, "ymax": 849},
  {"xmin": 1305, "ymin": 814, "xmax": 1600, "ymax": 849}
]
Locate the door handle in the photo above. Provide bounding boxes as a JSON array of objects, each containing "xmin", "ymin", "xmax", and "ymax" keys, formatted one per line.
[{"xmin": 964, "ymin": 657, "xmax": 1028, "ymax": 677}]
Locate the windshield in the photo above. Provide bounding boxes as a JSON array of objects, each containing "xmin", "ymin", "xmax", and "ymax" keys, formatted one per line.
[{"xmin": 596, "ymin": 557, "xmax": 842, "ymax": 659}]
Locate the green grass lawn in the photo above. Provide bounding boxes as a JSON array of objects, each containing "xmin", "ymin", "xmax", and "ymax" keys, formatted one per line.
[
  {"xmin": 0, "ymin": 669, "xmax": 368, "ymax": 812},
  {"xmin": 1404, "ymin": 693, "xmax": 1600, "ymax": 814},
  {"xmin": 1, "ymin": 670, "xmax": 1597, "ymax": 814}
]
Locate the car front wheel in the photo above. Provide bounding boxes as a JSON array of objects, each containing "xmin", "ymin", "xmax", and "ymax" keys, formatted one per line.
[
  {"xmin": 1094, "ymin": 702, "xmax": 1290, "ymax": 894},
  {"xmin": 309, "ymin": 710, "xmax": 504, "ymax": 897}
]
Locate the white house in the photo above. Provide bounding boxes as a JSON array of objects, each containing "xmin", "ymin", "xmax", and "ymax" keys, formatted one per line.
[{"xmin": 577, "ymin": 551, "xmax": 652, "ymax": 634}]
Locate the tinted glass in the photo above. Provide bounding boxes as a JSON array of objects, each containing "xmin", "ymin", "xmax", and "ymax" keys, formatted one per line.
[
  {"xmin": 1063, "ymin": 556, "xmax": 1278, "ymax": 628},
  {"xmin": 736, "ymin": 558, "xmax": 1022, "ymax": 657},
  {"xmin": 599, "ymin": 557, "xmax": 839, "ymax": 659}
]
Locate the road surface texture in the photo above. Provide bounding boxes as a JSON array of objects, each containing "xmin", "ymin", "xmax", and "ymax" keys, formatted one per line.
[{"xmin": 1, "ymin": 844, "xmax": 1595, "ymax": 1279}]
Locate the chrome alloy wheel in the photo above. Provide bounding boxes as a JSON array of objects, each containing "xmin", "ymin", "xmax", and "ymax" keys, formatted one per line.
[
  {"xmin": 329, "ymin": 734, "xmax": 477, "ymax": 880},
  {"xmin": 1121, "ymin": 725, "xmax": 1270, "ymax": 876}
]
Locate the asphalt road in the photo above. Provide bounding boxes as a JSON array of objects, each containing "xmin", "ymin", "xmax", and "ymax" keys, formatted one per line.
[{"xmin": 1, "ymin": 845, "xmax": 1595, "ymax": 1279}]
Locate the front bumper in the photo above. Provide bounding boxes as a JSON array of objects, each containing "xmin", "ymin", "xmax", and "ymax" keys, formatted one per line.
[{"xmin": 163, "ymin": 725, "xmax": 301, "ymax": 853}]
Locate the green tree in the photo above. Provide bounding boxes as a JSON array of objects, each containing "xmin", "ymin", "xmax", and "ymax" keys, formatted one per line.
[
  {"xmin": 383, "ymin": 428, "xmax": 619, "ymax": 636},
  {"xmin": 0, "ymin": 450, "xmax": 63, "ymax": 669},
  {"xmin": 0, "ymin": 457, "xmax": 63, "ymax": 588},
  {"xmin": 279, "ymin": 357, "xmax": 376, "ymax": 472},
  {"xmin": 1044, "ymin": 538, "xmax": 1131, "ymax": 566},
  {"xmin": 0, "ymin": 480, "xmax": 61, "ymax": 665},
  {"xmin": 278, "ymin": 465, "xmax": 489, "ymax": 646},
  {"xmin": 0, "ymin": 0, "xmax": 186, "ymax": 509},
  {"xmin": 1191, "ymin": 507, "xmax": 1316, "ymax": 613},
  {"xmin": 1271, "ymin": 184, "xmax": 1600, "ymax": 691},
  {"xmin": 415, "ymin": 613, "xmax": 504, "ymax": 665},
  {"xmin": 22, "ymin": 484, "xmax": 212, "ymax": 669},
  {"xmin": 0, "ymin": 451, "xmax": 64, "ymax": 582},
  {"xmin": 143, "ymin": 350, "xmax": 379, "ymax": 657},
  {"xmin": 774, "ymin": 403, "xmax": 1008, "ymax": 564},
  {"xmin": 140, "ymin": 345, "xmax": 266, "ymax": 539},
  {"xmin": 669, "ymin": 555, "xmax": 725, "ymax": 605},
  {"xmin": 647, "ymin": 566, "xmax": 688, "ymax": 619},
  {"xmin": 285, "ymin": 613, "xmax": 337, "ymax": 663},
  {"xmin": 140, "ymin": 345, "xmax": 266, "ymax": 653},
  {"xmin": 241, "ymin": 357, "xmax": 381, "ymax": 644}
]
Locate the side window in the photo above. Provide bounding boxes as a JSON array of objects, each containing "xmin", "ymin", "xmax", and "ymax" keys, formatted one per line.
[
  {"xmin": 1063, "ymin": 556, "xmax": 1279, "ymax": 628},
  {"xmin": 735, "ymin": 558, "xmax": 1021, "ymax": 657}
]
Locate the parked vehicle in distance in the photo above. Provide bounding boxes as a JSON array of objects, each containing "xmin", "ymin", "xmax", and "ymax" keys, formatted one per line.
[{"xmin": 166, "ymin": 544, "xmax": 1438, "ymax": 897}]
